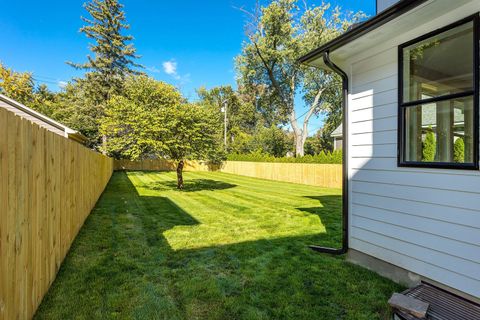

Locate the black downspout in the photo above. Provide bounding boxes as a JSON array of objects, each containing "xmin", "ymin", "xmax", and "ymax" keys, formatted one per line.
[{"xmin": 309, "ymin": 51, "xmax": 349, "ymax": 255}]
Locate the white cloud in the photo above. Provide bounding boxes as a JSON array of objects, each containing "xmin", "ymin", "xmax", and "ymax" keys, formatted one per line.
[
  {"xmin": 58, "ymin": 81, "xmax": 68, "ymax": 89},
  {"xmin": 162, "ymin": 59, "xmax": 191, "ymax": 84},
  {"xmin": 162, "ymin": 60, "xmax": 179, "ymax": 78}
]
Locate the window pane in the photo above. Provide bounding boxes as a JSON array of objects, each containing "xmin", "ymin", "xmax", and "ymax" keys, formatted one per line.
[
  {"xmin": 403, "ymin": 21, "xmax": 473, "ymax": 102},
  {"xmin": 404, "ymin": 96, "xmax": 474, "ymax": 163}
]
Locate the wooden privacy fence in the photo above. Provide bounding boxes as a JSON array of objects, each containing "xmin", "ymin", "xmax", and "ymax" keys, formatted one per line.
[
  {"xmin": 221, "ymin": 161, "xmax": 342, "ymax": 188},
  {"xmin": 114, "ymin": 160, "xmax": 342, "ymax": 188},
  {"xmin": 0, "ymin": 107, "xmax": 113, "ymax": 320}
]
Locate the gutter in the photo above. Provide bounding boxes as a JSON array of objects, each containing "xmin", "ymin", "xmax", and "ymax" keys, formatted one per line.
[
  {"xmin": 309, "ymin": 52, "xmax": 349, "ymax": 255},
  {"xmin": 298, "ymin": 0, "xmax": 428, "ymax": 64}
]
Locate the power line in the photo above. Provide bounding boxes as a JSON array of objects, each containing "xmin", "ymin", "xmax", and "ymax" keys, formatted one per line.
[
  {"xmin": 33, "ymin": 74, "xmax": 59, "ymax": 81},
  {"xmin": 32, "ymin": 77, "xmax": 60, "ymax": 85}
]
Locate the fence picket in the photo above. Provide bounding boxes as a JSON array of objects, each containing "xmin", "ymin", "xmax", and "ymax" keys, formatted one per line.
[{"xmin": 0, "ymin": 109, "xmax": 113, "ymax": 320}]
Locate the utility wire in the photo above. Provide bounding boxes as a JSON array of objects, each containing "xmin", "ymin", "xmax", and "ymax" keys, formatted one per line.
[{"xmin": 32, "ymin": 77, "xmax": 60, "ymax": 85}]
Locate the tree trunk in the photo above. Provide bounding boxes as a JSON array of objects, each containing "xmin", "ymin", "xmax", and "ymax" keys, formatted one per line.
[
  {"xmin": 295, "ymin": 133, "xmax": 305, "ymax": 157},
  {"xmin": 176, "ymin": 160, "xmax": 184, "ymax": 189},
  {"xmin": 102, "ymin": 134, "xmax": 107, "ymax": 155}
]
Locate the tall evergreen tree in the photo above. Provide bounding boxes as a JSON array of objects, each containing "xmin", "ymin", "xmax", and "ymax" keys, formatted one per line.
[
  {"xmin": 69, "ymin": 0, "xmax": 142, "ymax": 147},
  {"xmin": 70, "ymin": 0, "xmax": 141, "ymax": 97}
]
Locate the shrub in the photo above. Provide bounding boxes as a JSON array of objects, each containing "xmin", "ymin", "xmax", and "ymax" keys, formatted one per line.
[
  {"xmin": 422, "ymin": 130, "xmax": 436, "ymax": 162},
  {"xmin": 227, "ymin": 150, "xmax": 342, "ymax": 164},
  {"xmin": 454, "ymin": 137, "xmax": 465, "ymax": 163}
]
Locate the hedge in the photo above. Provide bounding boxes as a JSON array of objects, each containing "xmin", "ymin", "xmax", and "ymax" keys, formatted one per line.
[{"xmin": 227, "ymin": 150, "xmax": 342, "ymax": 164}]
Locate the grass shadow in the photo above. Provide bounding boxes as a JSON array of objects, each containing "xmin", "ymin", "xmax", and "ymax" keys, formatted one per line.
[{"xmin": 147, "ymin": 178, "xmax": 237, "ymax": 192}]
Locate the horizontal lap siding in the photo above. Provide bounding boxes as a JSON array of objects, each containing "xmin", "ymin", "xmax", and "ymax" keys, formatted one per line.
[
  {"xmin": 348, "ymin": 17, "xmax": 480, "ymax": 298},
  {"xmin": 0, "ymin": 108, "xmax": 113, "ymax": 320}
]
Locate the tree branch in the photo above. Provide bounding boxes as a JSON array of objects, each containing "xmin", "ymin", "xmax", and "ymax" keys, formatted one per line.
[{"xmin": 302, "ymin": 87, "xmax": 324, "ymax": 138}]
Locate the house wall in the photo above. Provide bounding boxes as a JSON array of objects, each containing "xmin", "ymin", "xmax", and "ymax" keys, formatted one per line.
[
  {"xmin": 345, "ymin": 0, "xmax": 480, "ymax": 299},
  {"xmin": 334, "ymin": 137, "xmax": 343, "ymax": 151}
]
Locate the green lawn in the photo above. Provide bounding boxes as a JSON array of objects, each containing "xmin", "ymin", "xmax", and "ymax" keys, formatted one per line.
[{"xmin": 34, "ymin": 171, "xmax": 402, "ymax": 320}]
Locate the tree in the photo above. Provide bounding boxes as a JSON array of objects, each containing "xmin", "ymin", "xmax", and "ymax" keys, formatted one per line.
[
  {"xmin": 0, "ymin": 62, "xmax": 60, "ymax": 118},
  {"xmin": 162, "ymin": 103, "xmax": 222, "ymax": 189},
  {"xmin": 422, "ymin": 130, "xmax": 436, "ymax": 162},
  {"xmin": 454, "ymin": 137, "xmax": 465, "ymax": 163},
  {"xmin": 250, "ymin": 125, "xmax": 293, "ymax": 157},
  {"xmin": 100, "ymin": 76, "xmax": 182, "ymax": 159},
  {"xmin": 69, "ymin": 0, "xmax": 142, "ymax": 147},
  {"xmin": 196, "ymin": 85, "xmax": 258, "ymax": 151},
  {"xmin": 236, "ymin": 0, "xmax": 362, "ymax": 156},
  {"xmin": 101, "ymin": 75, "xmax": 222, "ymax": 189},
  {"xmin": 32, "ymin": 84, "xmax": 59, "ymax": 118},
  {"xmin": 304, "ymin": 128, "xmax": 334, "ymax": 155},
  {"xmin": 0, "ymin": 62, "xmax": 36, "ymax": 105}
]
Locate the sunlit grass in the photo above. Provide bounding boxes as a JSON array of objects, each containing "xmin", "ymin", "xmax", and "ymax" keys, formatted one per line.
[
  {"xmin": 35, "ymin": 171, "xmax": 402, "ymax": 320},
  {"xmin": 128, "ymin": 171, "xmax": 333, "ymax": 250}
]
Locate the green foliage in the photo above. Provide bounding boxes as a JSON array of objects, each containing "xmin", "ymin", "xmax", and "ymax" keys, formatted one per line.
[
  {"xmin": 454, "ymin": 137, "xmax": 465, "ymax": 163},
  {"xmin": 161, "ymin": 103, "xmax": 222, "ymax": 163},
  {"xmin": 68, "ymin": 0, "xmax": 142, "ymax": 147},
  {"xmin": 100, "ymin": 76, "xmax": 181, "ymax": 159},
  {"xmin": 236, "ymin": 0, "xmax": 363, "ymax": 155},
  {"xmin": 101, "ymin": 75, "xmax": 223, "ymax": 164},
  {"xmin": 304, "ymin": 128, "xmax": 336, "ymax": 155},
  {"xmin": 197, "ymin": 85, "xmax": 258, "ymax": 138},
  {"xmin": 69, "ymin": 0, "xmax": 142, "ymax": 95},
  {"xmin": 227, "ymin": 150, "xmax": 342, "ymax": 164},
  {"xmin": 249, "ymin": 125, "xmax": 293, "ymax": 157},
  {"xmin": 422, "ymin": 130, "xmax": 436, "ymax": 162},
  {"xmin": 0, "ymin": 62, "xmax": 62, "ymax": 119},
  {"xmin": 0, "ymin": 62, "xmax": 36, "ymax": 105}
]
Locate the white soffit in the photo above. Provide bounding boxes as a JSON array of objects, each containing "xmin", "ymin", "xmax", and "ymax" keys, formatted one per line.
[{"xmin": 307, "ymin": 0, "xmax": 472, "ymax": 68}]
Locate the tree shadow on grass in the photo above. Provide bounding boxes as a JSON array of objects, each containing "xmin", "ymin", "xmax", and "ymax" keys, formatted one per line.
[{"xmin": 147, "ymin": 179, "xmax": 237, "ymax": 192}]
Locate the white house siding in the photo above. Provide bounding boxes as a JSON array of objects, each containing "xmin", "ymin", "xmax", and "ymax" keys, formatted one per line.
[{"xmin": 346, "ymin": 1, "xmax": 480, "ymax": 298}]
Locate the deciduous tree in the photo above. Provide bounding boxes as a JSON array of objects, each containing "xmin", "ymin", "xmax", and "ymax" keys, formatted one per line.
[
  {"xmin": 0, "ymin": 62, "xmax": 35, "ymax": 105},
  {"xmin": 101, "ymin": 76, "xmax": 222, "ymax": 189},
  {"xmin": 196, "ymin": 85, "xmax": 258, "ymax": 150},
  {"xmin": 236, "ymin": 0, "xmax": 362, "ymax": 156}
]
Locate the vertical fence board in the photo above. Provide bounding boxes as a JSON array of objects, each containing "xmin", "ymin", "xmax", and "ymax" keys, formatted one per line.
[
  {"xmin": 0, "ymin": 108, "xmax": 113, "ymax": 320},
  {"xmin": 0, "ymin": 109, "xmax": 8, "ymax": 319}
]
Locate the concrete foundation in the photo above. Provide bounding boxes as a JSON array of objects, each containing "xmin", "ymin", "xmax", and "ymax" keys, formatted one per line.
[{"xmin": 347, "ymin": 249, "xmax": 480, "ymax": 304}]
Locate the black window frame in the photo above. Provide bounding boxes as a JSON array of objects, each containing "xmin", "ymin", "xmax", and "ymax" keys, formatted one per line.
[{"xmin": 398, "ymin": 14, "xmax": 480, "ymax": 170}]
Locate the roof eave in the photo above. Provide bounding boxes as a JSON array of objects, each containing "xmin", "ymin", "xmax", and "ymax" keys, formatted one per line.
[
  {"xmin": 0, "ymin": 93, "xmax": 87, "ymax": 145},
  {"xmin": 298, "ymin": 0, "xmax": 429, "ymax": 65}
]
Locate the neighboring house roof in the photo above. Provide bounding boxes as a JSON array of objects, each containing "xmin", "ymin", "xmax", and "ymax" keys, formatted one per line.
[
  {"xmin": 421, "ymin": 104, "xmax": 465, "ymax": 128},
  {"xmin": 328, "ymin": 107, "xmax": 464, "ymax": 139},
  {"xmin": 0, "ymin": 94, "xmax": 87, "ymax": 144},
  {"xmin": 331, "ymin": 124, "xmax": 343, "ymax": 138},
  {"xmin": 298, "ymin": 0, "xmax": 428, "ymax": 64}
]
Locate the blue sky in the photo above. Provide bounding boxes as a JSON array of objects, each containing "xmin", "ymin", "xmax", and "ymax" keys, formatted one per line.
[{"xmin": 1, "ymin": 0, "xmax": 375, "ymax": 133}]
